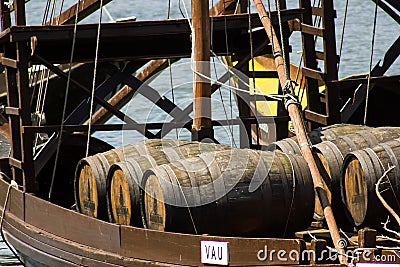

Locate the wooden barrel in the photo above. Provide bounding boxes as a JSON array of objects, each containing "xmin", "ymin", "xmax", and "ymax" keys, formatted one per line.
[
  {"xmin": 37, "ymin": 134, "xmax": 113, "ymax": 208},
  {"xmin": 269, "ymin": 124, "xmax": 370, "ymax": 155},
  {"xmin": 313, "ymin": 127, "xmax": 400, "ymax": 223},
  {"xmin": 106, "ymin": 142, "xmax": 231, "ymax": 225},
  {"xmin": 141, "ymin": 149, "xmax": 314, "ymax": 237},
  {"xmin": 342, "ymin": 139, "xmax": 400, "ymax": 228},
  {"xmin": 75, "ymin": 139, "xmax": 185, "ymax": 220}
]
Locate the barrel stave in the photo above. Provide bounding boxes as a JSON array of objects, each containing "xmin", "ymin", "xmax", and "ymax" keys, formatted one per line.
[
  {"xmin": 107, "ymin": 142, "xmax": 231, "ymax": 225},
  {"xmin": 141, "ymin": 149, "xmax": 314, "ymax": 237},
  {"xmin": 75, "ymin": 139, "xmax": 187, "ymax": 220},
  {"xmin": 342, "ymin": 139, "xmax": 400, "ymax": 228}
]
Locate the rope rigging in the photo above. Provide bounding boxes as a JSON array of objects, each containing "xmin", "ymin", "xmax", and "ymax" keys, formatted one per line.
[
  {"xmin": 248, "ymin": 0, "xmax": 260, "ymax": 147},
  {"xmin": 210, "ymin": 0, "xmax": 237, "ymax": 148},
  {"xmin": 48, "ymin": 0, "xmax": 81, "ymax": 201},
  {"xmin": 86, "ymin": 0, "xmax": 105, "ymax": 157},
  {"xmin": 166, "ymin": 0, "xmax": 179, "ymax": 140},
  {"xmin": 338, "ymin": 0, "xmax": 349, "ymax": 73},
  {"xmin": 364, "ymin": 0, "xmax": 379, "ymax": 125}
]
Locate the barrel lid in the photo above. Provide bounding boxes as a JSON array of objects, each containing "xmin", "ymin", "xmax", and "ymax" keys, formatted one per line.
[
  {"xmin": 143, "ymin": 173, "xmax": 166, "ymax": 231},
  {"xmin": 342, "ymin": 154, "xmax": 368, "ymax": 226},
  {"xmin": 109, "ymin": 167, "xmax": 131, "ymax": 225},
  {"xmin": 76, "ymin": 161, "xmax": 98, "ymax": 218}
]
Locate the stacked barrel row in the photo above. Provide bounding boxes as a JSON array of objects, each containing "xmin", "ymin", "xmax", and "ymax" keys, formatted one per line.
[
  {"xmin": 74, "ymin": 124, "xmax": 400, "ymax": 237},
  {"xmin": 74, "ymin": 138, "xmax": 315, "ymax": 237},
  {"xmin": 270, "ymin": 125, "xmax": 400, "ymax": 229}
]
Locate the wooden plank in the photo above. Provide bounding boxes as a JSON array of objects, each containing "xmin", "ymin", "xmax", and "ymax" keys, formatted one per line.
[
  {"xmin": 304, "ymin": 110, "xmax": 328, "ymax": 125},
  {"xmin": 120, "ymin": 226, "xmax": 302, "ymax": 266},
  {"xmin": 0, "ymin": 56, "xmax": 18, "ymax": 68},
  {"xmin": 0, "ymin": 176, "xmax": 24, "ymax": 220},
  {"xmin": 8, "ymin": 157, "xmax": 22, "ymax": 169},
  {"xmin": 210, "ymin": 0, "xmax": 238, "ymax": 16},
  {"xmin": 311, "ymin": 7, "xmax": 336, "ymax": 18},
  {"xmin": 24, "ymin": 193, "xmax": 121, "ymax": 254},
  {"xmin": 301, "ymin": 67, "xmax": 325, "ymax": 81},
  {"xmin": 3, "ymin": 205, "xmax": 175, "ymax": 266},
  {"xmin": 311, "ymin": 7, "xmax": 324, "ymax": 17},
  {"xmin": 46, "ymin": 0, "xmax": 113, "ymax": 26},
  {"xmin": 4, "ymin": 106, "xmax": 19, "ymax": 115},
  {"xmin": 0, "ymin": 10, "xmax": 303, "ymax": 43},
  {"xmin": 300, "ymin": 23, "xmax": 324, "ymax": 37}
]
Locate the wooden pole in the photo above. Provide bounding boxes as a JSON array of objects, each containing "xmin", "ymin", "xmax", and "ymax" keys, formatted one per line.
[
  {"xmin": 252, "ymin": 0, "xmax": 347, "ymax": 264},
  {"xmin": 191, "ymin": 0, "xmax": 213, "ymax": 141}
]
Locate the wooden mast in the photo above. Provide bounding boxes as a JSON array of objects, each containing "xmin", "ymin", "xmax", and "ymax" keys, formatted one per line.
[
  {"xmin": 191, "ymin": 0, "xmax": 214, "ymax": 142},
  {"xmin": 252, "ymin": 0, "xmax": 347, "ymax": 264}
]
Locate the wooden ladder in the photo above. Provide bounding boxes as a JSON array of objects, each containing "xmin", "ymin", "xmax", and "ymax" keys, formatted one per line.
[{"xmin": 299, "ymin": 0, "xmax": 341, "ymax": 127}]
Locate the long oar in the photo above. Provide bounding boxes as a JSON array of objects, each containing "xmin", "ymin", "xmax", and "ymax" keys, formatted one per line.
[{"xmin": 253, "ymin": 0, "xmax": 347, "ymax": 264}]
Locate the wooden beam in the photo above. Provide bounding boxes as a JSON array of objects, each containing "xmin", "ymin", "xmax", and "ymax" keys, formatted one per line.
[
  {"xmin": 46, "ymin": 0, "xmax": 113, "ymax": 26},
  {"xmin": 32, "ymin": 54, "xmax": 155, "ymax": 138},
  {"xmin": 191, "ymin": 0, "xmax": 212, "ymax": 135}
]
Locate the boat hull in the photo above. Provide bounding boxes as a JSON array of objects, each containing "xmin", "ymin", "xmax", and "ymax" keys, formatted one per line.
[{"xmin": 0, "ymin": 174, "xmax": 308, "ymax": 267}]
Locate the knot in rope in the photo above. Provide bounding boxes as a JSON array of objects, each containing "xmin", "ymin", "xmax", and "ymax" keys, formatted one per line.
[
  {"xmin": 283, "ymin": 80, "xmax": 299, "ymax": 110},
  {"xmin": 283, "ymin": 79, "xmax": 297, "ymax": 94}
]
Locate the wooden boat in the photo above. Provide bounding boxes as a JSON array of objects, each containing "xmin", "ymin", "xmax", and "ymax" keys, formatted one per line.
[{"xmin": 0, "ymin": 0, "xmax": 400, "ymax": 266}]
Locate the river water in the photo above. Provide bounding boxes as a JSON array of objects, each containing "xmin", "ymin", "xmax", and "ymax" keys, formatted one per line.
[{"xmin": 1, "ymin": 0, "xmax": 399, "ymax": 265}]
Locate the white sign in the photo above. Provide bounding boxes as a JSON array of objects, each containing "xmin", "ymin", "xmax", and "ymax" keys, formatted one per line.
[{"xmin": 201, "ymin": 241, "xmax": 229, "ymax": 266}]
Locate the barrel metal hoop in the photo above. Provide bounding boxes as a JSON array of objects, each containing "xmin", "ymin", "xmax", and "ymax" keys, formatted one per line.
[
  {"xmin": 164, "ymin": 146, "xmax": 182, "ymax": 163},
  {"xmin": 163, "ymin": 164, "xmax": 184, "ymax": 207},
  {"xmin": 338, "ymin": 135, "xmax": 358, "ymax": 152},
  {"xmin": 379, "ymin": 142, "xmax": 400, "ymax": 180},
  {"xmin": 374, "ymin": 143, "xmax": 400, "ymax": 199},
  {"xmin": 357, "ymin": 130, "xmax": 379, "ymax": 147},
  {"xmin": 177, "ymin": 158, "xmax": 202, "ymax": 207}
]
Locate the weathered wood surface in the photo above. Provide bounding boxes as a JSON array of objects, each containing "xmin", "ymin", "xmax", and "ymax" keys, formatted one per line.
[
  {"xmin": 46, "ymin": 0, "xmax": 113, "ymax": 26},
  {"xmin": 314, "ymin": 127, "xmax": 400, "ymax": 222},
  {"xmin": 25, "ymin": 193, "xmax": 121, "ymax": 254},
  {"xmin": 75, "ymin": 139, "xmax": 184, "ymax": 220},
  {"xmin": 107, "ymin": 141, "xmax": 231, "ymax": 225},
  {"xmin": 269, "ymin": 124, "xmax": 370, "ymax": 155},
  {"xmin": 0, "ymin": 176, "xmax": 310, "ymax": 266},
  {"xmin": 142, "ymin": 149, "xmax": 314, "ymax": 237},
  {"xmin": 120, "ymin": 225, "xmax": 303, "ymax": 266},
  {"xmin": 343, "ymin": 138, "xmax": 400, "ymax": 228}
]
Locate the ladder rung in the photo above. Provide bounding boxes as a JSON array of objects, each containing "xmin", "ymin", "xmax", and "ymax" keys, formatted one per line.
[
  {"xmin": 312, "ymin": 7, "xmax": 337, "ymax": 18},
  {"xmin": 9, "ymin": 157, "xmax": 23, "ymax": 169},
  {"xmin": 305, "ymin": 110, "xmax": 328, "ymax": 125},
  {"xmin": 315, "ymin": 51, "xmax": 325, "ymax": 60},
  {"xmin": 302, "ymin": 67, "xmax": 326, "ymax": 81},
  {"xmin": 312, "ymin": 7, "xmax": 324, "ymax": 17},
  {"xmin": 300, "ymin": 23, "xmax": 324, "ymax": 37},
  {"xmin": 316, "ymin": 51, "xmax": 340, "ymax": 63}
]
